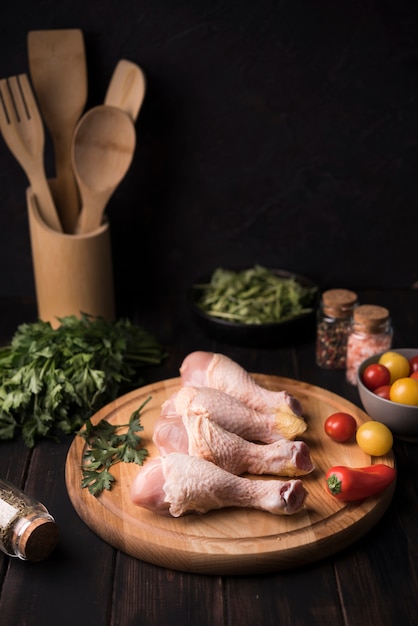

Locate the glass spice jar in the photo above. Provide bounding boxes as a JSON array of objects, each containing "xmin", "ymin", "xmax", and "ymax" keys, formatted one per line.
[
  {"xmin": 316, "ymin": 289, "xmax": 358, "ymax": 369},
  {"xmin": 346, "ymin": 305, "xmax": 393, "ymax": 385},
  {"xmin": 0, "ymin": 478, "xmax": 58, "ymax": 562}
]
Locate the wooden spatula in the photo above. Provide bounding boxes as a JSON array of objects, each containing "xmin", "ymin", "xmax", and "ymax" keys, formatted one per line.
[
  {"xmin": 104, "ymin": 59, "xmax": 146, "ymax": 122},
  {"xmin": 27, "ymin": 29, "xmax": 88, "ymax": 233}
]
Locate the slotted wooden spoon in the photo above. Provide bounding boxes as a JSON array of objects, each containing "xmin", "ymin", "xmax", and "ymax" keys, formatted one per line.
[
  {"xmin": 72, "ymin": 105, "xmax": 136, "ymax": 234},
  {"xmin": 104, "ymin": 59, "xmax": 146, "ymax": 122},
  {"xmin": 27, "ymin": 29, "xmax": 88, "ymax": 233}
]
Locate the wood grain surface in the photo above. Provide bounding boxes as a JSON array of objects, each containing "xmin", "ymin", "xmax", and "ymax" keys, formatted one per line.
[{"xmin": 65, "ymin": 375, "xmax": 396, "ymax": 575}]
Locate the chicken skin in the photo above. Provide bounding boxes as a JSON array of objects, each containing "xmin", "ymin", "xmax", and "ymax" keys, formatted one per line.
[
  {"xmin": 131, "ymin": 453, "xmax": 308, "ymax": 517},
  {"xmin": 153, "ymin": 409, "xmax": 314, "ymax": 477},
  {"xmin": 162, "ymin": 385, "xmax": 305, "ymax": 442},
  {"xmin": 179, "ymin": 351, "xmax": 307, "ymax": 439}
]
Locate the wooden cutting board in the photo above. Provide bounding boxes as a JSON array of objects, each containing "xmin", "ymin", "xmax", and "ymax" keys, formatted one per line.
[{"xmin": 65, "ymin": 375, "xmax": 396, "ymax": 575}]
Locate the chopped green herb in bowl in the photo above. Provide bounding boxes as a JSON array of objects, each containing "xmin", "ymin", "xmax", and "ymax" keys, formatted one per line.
[{"xmin": 189, "ymin": 266, "xmax": 318, "ymax": 347}]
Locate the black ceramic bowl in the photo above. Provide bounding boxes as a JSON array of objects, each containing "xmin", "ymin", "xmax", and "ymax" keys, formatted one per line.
[{"xmin": 188, "ymin": 268, "xmax": 319, "ymax": 348}]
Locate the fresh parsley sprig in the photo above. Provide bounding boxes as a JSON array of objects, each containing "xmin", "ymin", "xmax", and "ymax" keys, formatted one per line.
[
  {"xmin": 79, "ymin": 396, "xmax": 151, "ymax": 496},
  {"xmin": 0, "ymin": 314, "xmax": 166, "ymax": 447}
]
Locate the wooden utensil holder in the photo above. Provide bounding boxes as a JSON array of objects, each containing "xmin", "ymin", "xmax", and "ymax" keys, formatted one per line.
[{"xmin": 27, "ymin": 184, "xmax": 115, "ymax": 328}]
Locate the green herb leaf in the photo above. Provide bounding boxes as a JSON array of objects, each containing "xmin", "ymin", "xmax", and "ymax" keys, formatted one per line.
[
  {"xmin": 79, "ymin": 396, "xmax": 151, "ymax": 496},
  {"xmin": 0, "ymin": 314, "xmax": 166, "ymax": 447},
  {"xmin": 81, "ymin": 468, "xmax": 116, "ymax": 496},
  {"xmin": 0, "ymin": 412, "xmax": 17, "ymax": 440}
]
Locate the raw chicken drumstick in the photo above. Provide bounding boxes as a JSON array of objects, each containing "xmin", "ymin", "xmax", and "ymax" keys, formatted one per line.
[
  {"xmin": 153, "ymin": 410, "xmax": 314, "ymax": 477},
  {"xmin": 131, "ymin": 453, "xmax": 308, "ymax": 517},
  {"xmin": 179, "ymin": 352, "xmax": 307, "ymax": 439},
  {"xmin": 162, "ymin": 385, "xmax": 305, "ymax": 441},
  {"xmin": 180, "ymin": 351, "xmax": 302, "ymax": 414}
]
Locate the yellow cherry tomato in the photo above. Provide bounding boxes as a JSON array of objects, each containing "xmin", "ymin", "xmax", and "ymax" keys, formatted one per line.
[
  {"xmin": 378, "ymin": 351, "xmax": 410, "ymax": 384},
  {"xmin": 389, "ymin": 377, "xmax": 418, "ymax": 406},
  {"xmin": 356, "ymin": 421, "xmax": 393, "ymax": 456}
]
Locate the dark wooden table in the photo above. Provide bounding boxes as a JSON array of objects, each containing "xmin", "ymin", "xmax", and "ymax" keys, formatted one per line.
[{"xmin": 0, "ymin": 288, "xmax": 417, "ymax": 626}]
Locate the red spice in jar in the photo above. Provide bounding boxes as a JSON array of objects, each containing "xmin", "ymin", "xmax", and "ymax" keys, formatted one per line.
[{"xmin": 346, "ymin": 305, "xmax": 393, "ymax": 385}]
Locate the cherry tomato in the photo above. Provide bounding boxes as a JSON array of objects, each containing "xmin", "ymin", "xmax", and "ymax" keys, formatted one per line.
[
  {"xmin": 324, "ymin": 412, "xmax": 357, "ymax": 442},
  {"xmin": 378, "ymin": 351, "xmax": 411, "ymax": 384},
  {"xmin": 389, "ymin": 377, "xmax": 418, "ymax": 406},
  {"xmin": 410, "ymin": 371, "xmax": 418, "ymax": 381},
  {"xmin": 373, "ymin": 384, "xmax": 391, "ymax": 400},
  {"xmin": 362, "ymin": 363, "xmax": 390, "ymax": 391},
  {"xmin": 356, "ymin": 421, "xmax": 393, "ymax": 456},
  {"xmin": 409, "ymin": 355, "xmax": 418, "ymax": 373}
]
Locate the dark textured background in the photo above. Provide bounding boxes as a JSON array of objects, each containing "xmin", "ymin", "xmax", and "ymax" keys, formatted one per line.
[{"xmin": 0, "ymin": 0, "xmax": 417, "ymax": 317}]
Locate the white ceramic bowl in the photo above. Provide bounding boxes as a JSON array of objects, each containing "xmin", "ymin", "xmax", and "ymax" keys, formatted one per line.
[{"xmin": 357, "ymin": 348, "xmax": 418, "ymax": 441}]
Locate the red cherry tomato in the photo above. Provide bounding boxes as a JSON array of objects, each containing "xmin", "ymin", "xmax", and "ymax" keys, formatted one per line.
[
  {"xmin": 362, "ymin": 363, "xmax": 391, "ymax": 391},
  {"xmin": 411, "ymin": 371, "xmax": 418, "ymax": 381},
  {"xmin": 374, "ymin": 384, "xmax": 392, "ymax": 400},
  {"xmin": 324, "ymin": 412, "xmax": 357, "ymax": 442},
  {"xmin": 409, "ymin": 355, "xmax": 418, "ymax": 374}
]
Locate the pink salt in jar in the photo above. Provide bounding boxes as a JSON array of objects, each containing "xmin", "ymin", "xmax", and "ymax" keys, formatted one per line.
[{"xmin": 346, "ymin": 305, "xmax": 393, "ymax": 385}]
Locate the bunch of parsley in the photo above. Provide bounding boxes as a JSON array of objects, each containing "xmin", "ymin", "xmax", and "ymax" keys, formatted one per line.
[{"xmin": 0, "ymin": 314, "xmax": 166, "ymax": 447}]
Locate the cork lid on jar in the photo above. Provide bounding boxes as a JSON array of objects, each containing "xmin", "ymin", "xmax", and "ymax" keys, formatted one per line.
[
  {"xmin": 322, "ymin": 289, "xmax": 358, "ymax": 318},
  {"xmin": 18, "ymin": 517, "xmax": 59, "ymax": 562},
  {"xmin": 352, "ymin": 304, "xmax": 391, "ymax": 334}
]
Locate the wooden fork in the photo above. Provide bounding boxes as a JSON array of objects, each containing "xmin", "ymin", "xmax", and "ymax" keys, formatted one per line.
[{"xmin": 0, "ymin": 73, "xmax": 62, "ymax": 232}]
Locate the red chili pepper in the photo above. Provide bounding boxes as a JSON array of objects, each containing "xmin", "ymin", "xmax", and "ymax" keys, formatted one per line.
[{"xmin": 325, "ymin": 464, "xmax": 396, "ymax": 501}]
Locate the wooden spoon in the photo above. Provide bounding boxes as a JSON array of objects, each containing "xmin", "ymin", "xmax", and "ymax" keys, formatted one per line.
[
  {"xmin": 27, "ymin": 29, "xmax": 88, "ymax": 233},
  {"xmin": 72, "ymin": 105, "xmax": 136, "ymax": 234},
  {"xmin": 104, "ymin": 59, "xmax": 146, "ymax": 122}
]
